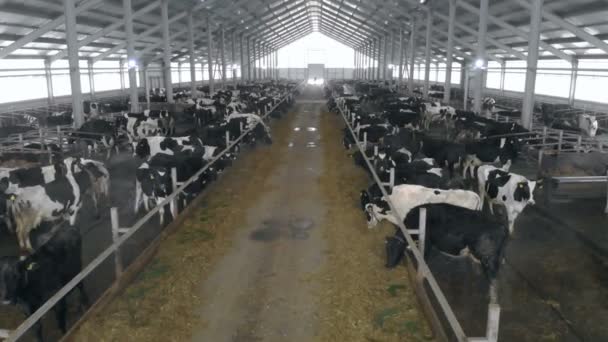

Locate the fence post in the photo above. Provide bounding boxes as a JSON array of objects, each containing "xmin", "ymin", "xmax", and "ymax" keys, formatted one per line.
[
  {"xmin": 418, "ymin": 207, "xmax": 427, "ymax": 257},
  {"xmin": 557, "ymin": 130, "xmax": 564, "ymax": 155},
  {"xmin": 605, "ymin": 169, "xmax": 608, "ymax": 215},
  {"xmin": 541, "ymin": 126, "xmax": 547, "ymax": 146},
  {"xmin": 225, "ymin": 131, "xmax": 230, "ymax": 146},
  {"xmin": 486, "ymin": 304, "xmax": 501, "ymax": 342},
  {"xmin": 39, "ymin": 128, "xmax": 44, "ymax": 152},
  {"xmin": 170, "ymin": 168, "xmax": 178, "ymax": 219},
  {"xmin": 577, "ymin": 136, "xmax": 582, "ymax": 153},
  {"xmin": 363, "ymin": 132, "xmax": 368, "ymax": 149},
  {"xmin": 389, "ymin": 168, "xmax": 395, "ymax": 190},
  {"xmin": 110, "ymin": 207, "xmax": 123, "ymax": 277}
]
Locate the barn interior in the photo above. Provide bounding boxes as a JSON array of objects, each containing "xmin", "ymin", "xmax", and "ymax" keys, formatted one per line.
[{"xmin": 0, "ymin": 0, "xmax": 607, "ymax": 341}]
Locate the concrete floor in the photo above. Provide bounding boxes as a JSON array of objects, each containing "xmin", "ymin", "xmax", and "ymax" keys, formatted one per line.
[{"xmin": 191, "ymin": 88, "xmax": 326, "ymax": 342}]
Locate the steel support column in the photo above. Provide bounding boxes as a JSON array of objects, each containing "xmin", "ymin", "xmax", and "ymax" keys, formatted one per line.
[
  {"xmin": 231, "ymin": 31, "xmax": 236, "ymax": 84},
  {"xmin": 383, "ymin": 35, "xmax": 389, "ymax": 81},
  {"xmin": 124, "ymin": 0, "xmax": 138, "ymax": 112},
  {"xmin": 444, "ymin": 0, "xmax": 457, "ymax": 103},
  {"xmin": 398, "ymin": 30, "xmax": 404, "ymax": 86},
  {"xmin": 247, "ymin": 38, "xmax": 251, "ymax": 81},
  {"xmin": 119, "ymin": 59, "xmax": 125, "ymax": 92},
  {"xmin": 423, "ymin": 8, "xmax": 433, "ymax": 98},
  {"xmin": 187, "ymin": 12, "xmax": 197, "ymax": 94},
  {"xmin": 240, "ymin": 34, "xmax": 245, "ymax": 83},
  {"xmin": 87, "ymin": 59, "xmax": 95, "ymax": 100},
  {"xmin": 474, "ymin": 0, "xmax": 489, "ymax": 114},
  {"xmin": 500, "ymin": 61, "xmax": 506, "ymax": 95},
  {"xmin": 408, "ymin": 17, "xmax": 417, "ymax": 93},
  {"xmin": 252, "ymin": 40, "xmax": 257, "ymax": 81},
  {"xmin": 568, "ymin": 58, "xmax": 578, "ymax": 105},
  {"xmin": 521, "ymin": 0, "xmax": 544, "ymax": 130},
  {"xmin": 142, "ymin": 63, "xmax": 150, "ymax": 106},
  {"xmin": 207, "ymin": 13, "xmax": 215, "ymax": 93},
  {"xmin": 44, "ymin": 59, "xmax": 55, "ymax": 105},
  {"xmin": 376, "ymin": 38, "xmax": 381, "ymax": 80},
  {"xmin": 354, "ymin": 49, "xmax": 358, "ymax": 79},
  {"xmin": 220, "ymin": 25, "xmax": 227, "ymax": 89},
  {"xmin": 161, "ymin": 0, "xmax": 173, "ymax": 103},
  {"xmin": 64, "ymin": 0, "xmax": 84, "ymax": 127},
  {"xmin": 389, "ymin": 31, "xmax": 395, "ymax": 80}
]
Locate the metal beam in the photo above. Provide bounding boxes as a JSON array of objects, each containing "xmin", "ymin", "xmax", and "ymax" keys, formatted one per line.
[
  {"xmin": 408, "ymin": 17, "xmax": 417, "ymax": 92},
  {"xmin": 50, "ymin": 0, "xmax": 160, "ymax": 62},
  {"xmin": 512, "ymin": 0, "xmax": 608, "ymax": 56},
  {"xmin": 522, "ymin": 0, "xmax": 544, "ymax": 130},
  {"xmin": 473, "ymin": 0, "xmax": 489, "ymax": 114},
  {"xmin": 444, "ymin": 0, "xmax": 457, "ymax": 103},
  {"xmin": 424, "ymin": 8, "xmax": 433, "ymax": 98},
  {"xmin": 64, "ymin": 0, "xmax": 84, "ymax": 128},
  {"xmin": 188, "ymin": 12, "xmax": 197, "ymax": 94},
  {"xmin": 161, "ymin": 0, "xmax": 173, "ymax": 103},
  {"xmin": 0, "ymin": 0, "xmax": 104, "ymax": 59},
  {"xmin": 124, "ymin": 0, "xmax": 139, "ymax": 112},
  {"xmin": 207, "ymin": 12, "xmax": 215, "ymax": 93},
  {"xmin": 457, "ymin": 0, "xmax": 572, "ymax": 63}
]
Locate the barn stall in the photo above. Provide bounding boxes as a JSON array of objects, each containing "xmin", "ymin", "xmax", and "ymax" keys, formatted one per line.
[{"xmin": 0, "ymin": 0, "xmax": 607, "ymax": 341}]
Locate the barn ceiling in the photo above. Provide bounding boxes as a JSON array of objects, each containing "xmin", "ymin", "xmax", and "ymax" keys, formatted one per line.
[{"xmin": 0, "ymin": 0, "xmax": 607, "ymax": 65}]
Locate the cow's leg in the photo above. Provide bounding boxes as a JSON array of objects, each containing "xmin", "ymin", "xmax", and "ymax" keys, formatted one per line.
[
  {"xmin": 134, "ymin": 181, "xmax": 142, "ymax": 214},
  {"xmin": 78, "ymin": 281, "xmax": 91, "ymax": 311},
  {"xmin": 55, "ymin": 298, "xmax": 68, "ymax": 332},
  {"xmin": 507, "ymin": 208, "xmax": 518, "ymax": 235},
  {"xmin": 488, "ymin": 202, "xmax": 495, "ymax": 215},
  {"xmin": 159, "ymin": 205, "xmax": 165, "ymax": 225},
  {"xmin": 478, "ymin": 184, "xmax": 486, "ymax": 211}
]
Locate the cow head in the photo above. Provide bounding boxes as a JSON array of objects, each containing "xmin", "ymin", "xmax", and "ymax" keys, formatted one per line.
[
  {"xmin": 0, "ymin": 256, "xmax": 34, "ymax": 305},
  {"xmin": 363, "ymin": 199, "xmax": 395, "ymax": 229},
  {"xmin": 513, "ymin": 180, "xmax": 539, "ymax": 205},
  {"xmin": 373, "ymin": 150, "xmax": 395, "ymax": 177},
  {"xmin": 587, "ymin": 116, "xmax": 599, "ymax": 137},
  {"xmin": 134, "ymin": 139, "xmax": 150, "ymax": 158}
]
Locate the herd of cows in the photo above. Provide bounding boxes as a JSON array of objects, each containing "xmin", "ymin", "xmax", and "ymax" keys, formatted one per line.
[
  {"xmin": 0, "ymin": 81, "xmax": 298, "ymax": 341},
  {"xmin": 326, "ymin": 81, "xmax": 545, "ymax": 305}
]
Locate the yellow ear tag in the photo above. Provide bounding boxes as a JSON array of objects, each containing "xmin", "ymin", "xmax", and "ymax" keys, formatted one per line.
[
  {"xmin": 519, "ymin": 184, "xmax": 523, "ymax": 188},
  {"xmin": 27, "ymin": 262, "xmax": 36, "ymax": 271},
  {"xmin": 150, "ymin": 175, "xmax": 154, "ymax": 180},
  {"xmin": 10, "ymin": 195, "xmax": 15, "ymax": 201}
]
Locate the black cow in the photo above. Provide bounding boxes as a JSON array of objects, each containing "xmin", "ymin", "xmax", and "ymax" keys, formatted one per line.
[
  {"xmin": 69, "ymin": 119, "xmax": 117, "ymax": 159},
  {"xmin": 0, "ymin": 226, "xmax": 88, "ymax": 342},
  {"xmin": 421, "ymin": 137, "xmax": 465, "ymax": 178},
  {"xmin": 404, "ymin": 203, "xmax": 509, "ymax": 302}
]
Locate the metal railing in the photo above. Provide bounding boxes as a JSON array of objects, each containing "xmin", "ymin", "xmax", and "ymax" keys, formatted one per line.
[
  {"xmin": 337, "ymin": 99, "xmax": 500, "ymax": 342},
  {"xmin": 3, "ymin": 82, "xmax": 302, "ymax": 341}
]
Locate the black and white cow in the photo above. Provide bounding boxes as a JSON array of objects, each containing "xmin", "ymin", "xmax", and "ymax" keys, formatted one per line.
[
  {"xmin": 473, "ymin": 165, "xmax": 539, "ymax": 234},
  {"xmin": 134, "ymin": 162, "xmax": 173, "ymax": 225},
  {"xmin": 361, "ymin": 184, "xmax": 481, "ymax": 229},
  {"xmin": 134, "ymin": 136, "xmax": 202, "ymax": 160},
  {"xmin": 0, "ymin": 158, "xmax": 82, "ymax": 253},
  {"xmin": 0, "ymin": 226, "xmax": 88, "ymax": 342},
  {"xmin": 116, "ymin": 112, "xmax": 161, "ymax": 144},
  {"xmin": 72, "ymin": 158, "xmax": 110, "ymax": 217}
]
